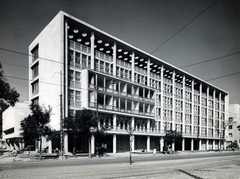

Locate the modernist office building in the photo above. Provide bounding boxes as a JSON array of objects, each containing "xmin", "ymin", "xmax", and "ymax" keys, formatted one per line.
[{"xmin": 29, "ymin": 11, "xmax": 229, "ymax": 154}]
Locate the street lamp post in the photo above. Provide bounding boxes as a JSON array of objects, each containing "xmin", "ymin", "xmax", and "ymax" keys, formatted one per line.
[{"xmin": 60, "ymin": 71, "xmax": 64, "ymax": 159}]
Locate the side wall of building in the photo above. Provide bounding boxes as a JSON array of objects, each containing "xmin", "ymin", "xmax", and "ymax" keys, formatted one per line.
[{"xmin": 29, "ymin": 12, "xmax": 64, "ymax": 130}]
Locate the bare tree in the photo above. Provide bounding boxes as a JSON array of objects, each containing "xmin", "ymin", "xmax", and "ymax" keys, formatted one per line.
[
  {"xmin": 126, "ymin": 118, "xmax": 134, "ymax": 165},
  {"xmin": 216, "ymin": 118, "xmax": 235, "ymax": 151}
]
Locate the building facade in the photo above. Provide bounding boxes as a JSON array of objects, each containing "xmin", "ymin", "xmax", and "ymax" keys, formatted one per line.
[
  {"xmin": 226, "ymin": 104, "xmax": 240, "ymax": 148},
  {"xmin": 29, "ymin": 11, "xmax": 229, "ymax": 154},
  {"xmin": 2, "ymin": 101, "xmax": 30, "ymax": 150}
]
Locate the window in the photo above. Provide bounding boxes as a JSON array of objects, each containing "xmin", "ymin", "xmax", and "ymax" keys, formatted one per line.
[
  {"xmin": 32, "ymin": 97, "xmax": 39, "ymax": 105},
  {"xmin": 69, "ymin": 90, "xmax": 74, "ymax": 106},
  {"xmin": 32, "ymin": 80, "xmax": 39, "ymax": 94},
  {"xmin": 228, "ymin": 125, "xmax": 232, "ymax": 129},
  {"xmin": 69, "ymin": 70, "xmax": 74, "ymax": 87},
  {"xmin": 75, "ymin": 72, "xmax": 81, "ymax": 88},
  {"xmin": 69, "ymin": 50, "xmax": 74, "ymax": 66},
  {"xmin": 32, "ymin": 63, "xmax": 39, "ymax": 79},
  {"xmin": 75, "ymin": 52, "xmax": 80, "ymax": 68},
  {"xmin": 229, "ymin": 133, "xmax": 233, "ymax": 137},
  {"xmin": 76, "ymin": 91, "xmax": 81, "ymax": 107},
  {"xmin": 31, "ymin": 44, "xmax": 39, "ymax": 62},
  {"xmin": 4, "ymin": 127, "xmax": 14, "ymax": 135},
  {"xmin": 82, "ymin": 54, "xmax": 87, "ymax": 68}
]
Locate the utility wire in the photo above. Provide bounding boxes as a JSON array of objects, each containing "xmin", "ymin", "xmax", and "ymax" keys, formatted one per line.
[
  {"xmin": 206, "ymin": 71, "xmax": 240, "ymax": 82},
  {"xmin": 0, "ymin": 47, "xmax": 63, "ymax": 65},
  {"xmin": 179, "ymin": 51, "xmax": 240, "ymax": 68},
  {"xmin": 1, "ymin": 45, "xmax": 240, "ymax": 81},
  {"xmin": 150, "ymin": 0, "xmax": 218, "ymax": 54},
  {"xmin": 1, "ymin": 61, "xmax": 27, "ymax": 69},
  {"xmin": 4, "ymin": 74, "xmax": 240, "ymax": 117}
]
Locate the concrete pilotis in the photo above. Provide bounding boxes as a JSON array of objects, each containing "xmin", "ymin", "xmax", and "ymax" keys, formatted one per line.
[
  {"xmin": 172, "ymin": 142, "xmax": 175, "ymax": 151},
  {"xmin": 64, "ymin": 132, "xmax": 68, "ymax": 153},
  {"xmin": 91, "ymin": 135, "xmax": 95, "ymax": 154},
  {"xmin": 182, "ymin": 138, "xmax": 185, "ymax": 151},
  {"xmin": 206, "ymin": 139, "xmax": 209, "ymax": 150},
  {"xmin": 160, "ymin": 137, "xmax": 164, "ymax": 152},
  {"xmin": 48, "ymin": 140, "xmax": 52, "ymax": 154},
  {"xmin": 191, "ymin": 138, "xmax": 194, "ymax": 151},
  {"xmin": 147, "ymin": 136, "xmax": 150, "ymax": 152},
  {"xmin": 199, "ymin": 139, "xmax": 202, "ymax": 150},
  {"xmin": 113, "ymin": 134, "xmax": 116, "ymax": 154}
]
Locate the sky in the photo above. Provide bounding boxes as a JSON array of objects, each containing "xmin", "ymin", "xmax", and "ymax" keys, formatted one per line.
[{"xmin": 0, "ymin": 0, "xmax": 239, "ymax": 104}]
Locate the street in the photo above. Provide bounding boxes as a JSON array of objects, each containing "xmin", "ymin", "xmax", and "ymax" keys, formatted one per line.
[{"xmin": 0, "ymin": 151, "xmax": 240, "ymax": 178}]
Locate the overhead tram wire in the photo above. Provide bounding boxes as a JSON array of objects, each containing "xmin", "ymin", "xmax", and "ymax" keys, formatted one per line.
[
  {"xmin": 2, "ymin": 46, "xmax": 240, "ymax": 84},
  {"xmin": 4, "ymin": 73, "xmax": 240, "ymax": 117},
  {"xmin": 206, "ymin": 71, "xmax": 240, "ymax": 82},
  {"xmin": 150, "ymin": 0, "xmax": 218, "ymax": 54},
  {"xmin": 179, "ymin": 51, "xmax": 240, "ymax": 68},
  {"xmin": 0, "ymin": 47, "xmax": 64, "ymax": 65}
]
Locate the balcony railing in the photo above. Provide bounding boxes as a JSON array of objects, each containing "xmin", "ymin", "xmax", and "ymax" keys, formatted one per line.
[
  {"xmin": 70, "ymin": 40, "xmax": 91, "ymax": 54},
  {"xmin": 95, "ymin": 50, "xmax": 113, "ymax": 62},
  {"xmin": 89, "ymin": 102, "xmax": 154, "ymax": 117}
]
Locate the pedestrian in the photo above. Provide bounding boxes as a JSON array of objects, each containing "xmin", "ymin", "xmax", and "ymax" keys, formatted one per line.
[
  {"xmin": 73, "ymin": 147, "xmax": 76, "ymax": 157},
  {"xmin": 11, "ymin": 148, "xmax": 17, "ymax": 161},
  {"xmin": 55, "ymin": 148, "xmax": 59, "ymax": 155}
]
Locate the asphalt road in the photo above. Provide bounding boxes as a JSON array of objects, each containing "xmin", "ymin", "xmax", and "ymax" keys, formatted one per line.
[{"xmin": 0, "ymin": 151, "xmax": 240, "ymax": 179}]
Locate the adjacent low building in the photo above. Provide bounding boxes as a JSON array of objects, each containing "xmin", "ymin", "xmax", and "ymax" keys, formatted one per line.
[
  {"xmin": 226, "ymin": 104, "xmax": 240, "ymax": 148},
  {"xmin": 2, "ymin": 101, "xmax": 30, "ymax": 150},
  {"xmin": 29, "ymin": 11, "xmax": 229, "ymax": 154}
]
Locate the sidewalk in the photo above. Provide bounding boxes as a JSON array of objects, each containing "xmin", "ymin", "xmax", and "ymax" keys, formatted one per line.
[{"xmin": 0, "ymin": 150, "xmax": 239, "ymax": 163}]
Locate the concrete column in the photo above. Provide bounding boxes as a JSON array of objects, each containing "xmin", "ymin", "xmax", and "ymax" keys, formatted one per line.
[
  {"xmin": 91, "ymin": 135, "xmax": 95, "ymax": 154},
  {"xmin": 213, "ymin": 140, "xmax": 215, "ymax": 150},
  {"xmin": 213, "ymin": 90, "xmax": 216, "ymax": 137},
  {"xmin": 172, "ymin": 71, "xmax": 175, "ymax": 129},
  {"xmin": 199, "ymin": 83, "xmax": 202, "ymax": 137},
  {"xmin": 64, "ymin": 132, "xmax": 68, "ymax": 153},
  {"xmin": 191, "ymin": 80, "xmax": 194, "ymax": 136},
  {"xmin": 113, "ymin": 43, "xmax": 116, "ymax": 76},
  {"xmin": 207, "ymin": 87, "xmax": 209, "ymax": 137},
  {"xmin": 113, "ymin": 134, "xmax": 117, "ymax": 154},
  {"xmin": 48, "ymin": 140, "xmax": 52, "ymax": 154},
  {"xmin": 131, "ymin": 51, "xmax": 135, "ymax": 82},
  {"xmin": 206, "ymin": 139, "xmax": 209, "ymax": 150},
  {"xmin": 81, "ymin": 70, "xmax": 89, "ymax": 108},
  {"xmin": 199, "ymin": 139, "xmax": 202, "ymax": 150},
  {"xmin": 172, "ymin": 142, "xmax": 175, "ymax": 151},
  {"xmin": 90, "ymin": 32, "xmax": 95, "ymax": 70},
  {"xmin": 182, "ymin": 75, "xmax": 186, "ymax": 135},
  {"xmin": 147, "ymin": 119, "xmax": 150, "ymax": 132},
  {"xmin": 182, "ymin": 138, "xmax": 185, "ymax": 151},
  {"xmin": 191, "ymin": 138, "xmax": 194, "ymax": 151},
  {"xmin": 160, "ymin": 65, "xmax": 164, "ymax": 132},
  {"xmin": 131, "ymin": 135, "xmax": 135, "ymax": 152},
  {"xmin": 147, "ymin": 136, "xmax": 150, "ymax": 152},
  {"xmin": 160, "ymin": 137, "xmax": 164, "ymax": 152},
  {"xmin": 131, "ymin": 117, "xmax": 135, "ymax": 129},
  {"xmin": 147, "ymin": 58, "xmax": 150, "ymax": 87},
  {"xmin": 113, "ymin": 114, "xmax": 117, "ymax": 130}
]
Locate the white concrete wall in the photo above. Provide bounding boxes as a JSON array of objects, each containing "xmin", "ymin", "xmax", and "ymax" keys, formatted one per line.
[
  {"xmin": 2, "ymin": 101, "xmax": 30, "ymax": 140},
  {"xmin": 228, "ymin": 104, "xmax": 240, "ymax": 147},
  {"xmin": 29, "ymin": 12, "xmax": 64, "ymax": 130}
]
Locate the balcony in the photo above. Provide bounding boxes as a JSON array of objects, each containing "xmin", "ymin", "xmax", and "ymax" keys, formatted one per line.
[
  {"xmin": 70, "ymin": 40, "xmax": 91, "ymax": 54},
  {"xmin": 89, "ymin": 102, "xmax": 154, "ymax": 117},
  {"xmin": 95, "ymin": 50, "xmax": 113, "ymax": 62}
]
